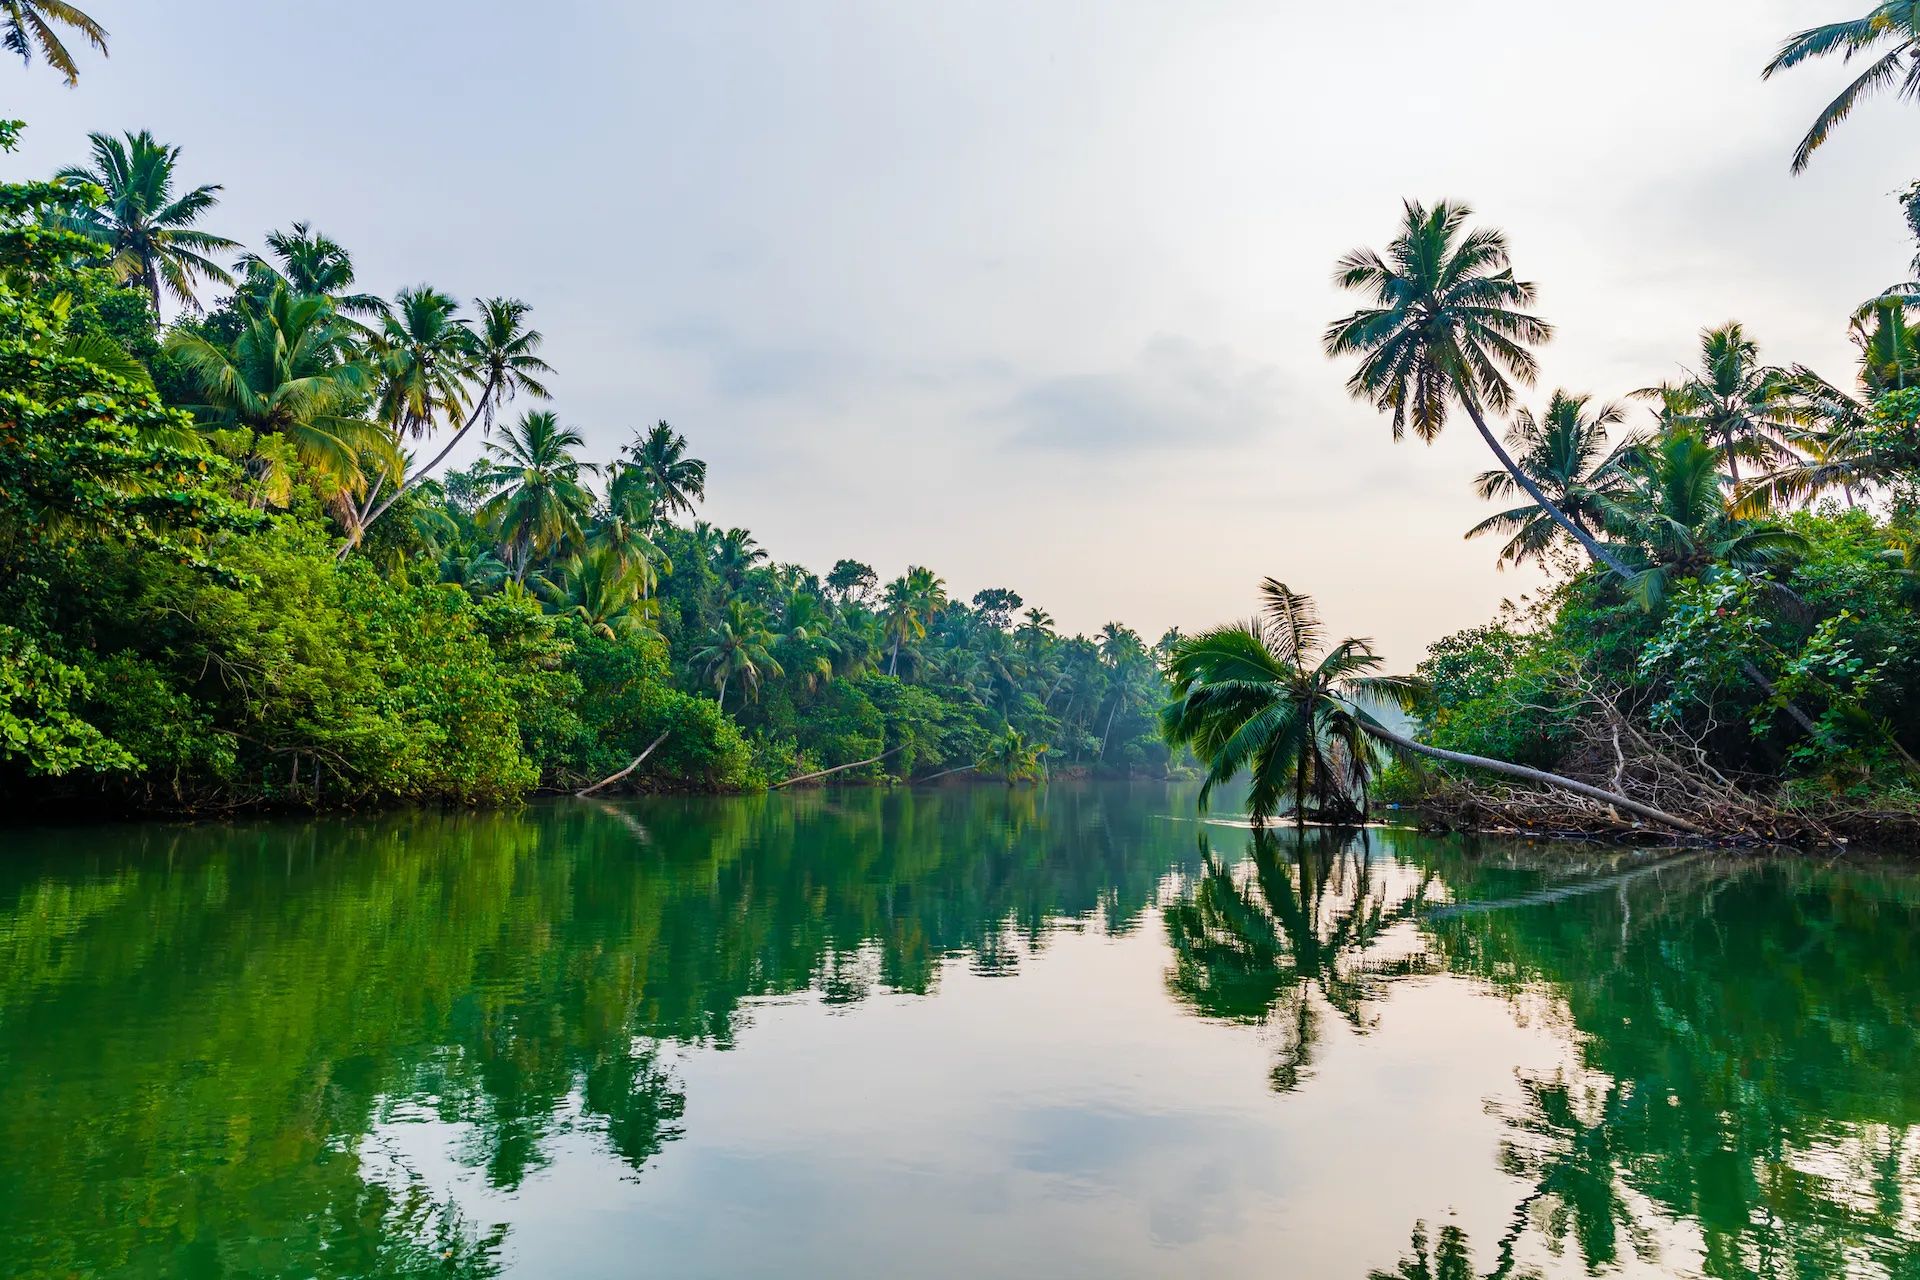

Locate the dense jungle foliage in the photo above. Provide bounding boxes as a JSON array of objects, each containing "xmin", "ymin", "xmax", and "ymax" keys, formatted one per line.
[{"xmin": 0, "ymin": 123, "xmax": 1177, "ymax": 812}]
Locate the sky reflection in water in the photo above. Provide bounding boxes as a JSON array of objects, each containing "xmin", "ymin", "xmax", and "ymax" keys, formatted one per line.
[{"xmin": 1, "ymin": 783, "xmax": 1916, "ymax": 1278}]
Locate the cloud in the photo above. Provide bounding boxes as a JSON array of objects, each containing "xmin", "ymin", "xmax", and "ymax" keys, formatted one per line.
[{"xmin": 998, "ymin": 335, "xmax": 1286, "ymax": 452}]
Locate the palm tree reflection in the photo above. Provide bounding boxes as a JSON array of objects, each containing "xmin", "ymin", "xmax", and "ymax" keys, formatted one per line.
[{"xmin": 1163, "ymin": 828, "xmax": 1436, "ymax": 1092}]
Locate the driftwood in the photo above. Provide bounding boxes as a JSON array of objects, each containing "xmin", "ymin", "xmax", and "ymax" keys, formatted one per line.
[
  {"xmin": 773, "ymin": 744, "xmax": 904, "ymax": 789},
  {"xmin": 1361, "ymin": 722, "xmax": 1710, "ymax": 837},
  {"xmin": 576, "ymin": 730, "xmax": 670, "ymax": 797}
]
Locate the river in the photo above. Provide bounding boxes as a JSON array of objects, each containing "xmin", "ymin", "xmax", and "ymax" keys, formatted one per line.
[{"xmin": 2, "ymin": 782, "xmax": 1915, "ymax": 1277}]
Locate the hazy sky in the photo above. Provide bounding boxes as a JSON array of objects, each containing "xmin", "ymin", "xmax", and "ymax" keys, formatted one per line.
[{"xmin": 8, "ymin": 1, "xmax": 1915, "ymax": 664}]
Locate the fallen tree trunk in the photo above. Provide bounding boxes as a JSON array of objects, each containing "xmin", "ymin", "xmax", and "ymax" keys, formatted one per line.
[
  {"xmin": 1360, "ymin": 722, "xmax": 1710, "ymax": 837},
  {"xmin": 576, "ymin": 730, "xmax": 670, "ymax": 797},
  {"xmin": 915, "ymin": 763, "xmax": 979, "ymax": 783},
  {"xmin": 773, "ymin": 744, "xmax": 904, "ymax": 789}
]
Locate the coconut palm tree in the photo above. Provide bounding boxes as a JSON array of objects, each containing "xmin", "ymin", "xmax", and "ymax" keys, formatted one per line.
[
  {"xmin": 476, "ymin": 411, "xmax": 596, "ymax": 576},
  {"xmin": 1325, "ymin": 200, "xmax": 1631, "ymax": 579},
  {"xmin": 358, "ymin": 297, "xmax": 553, "ymax": 536},
  {"xmin": 710, "ymin": 527, "xmax": 768, "ymax": 590},
  {"xmin": 625, "ymin": 421, "xmax": 706, "ymax": 519},
  {"xmin": 3, "ymin": 0, "xmax": 105, "ymax": 83},
  {"xmin": 54, "ymin": 130, "xmax": 238, "ymax": 315},
  {"xmin": 164, "ymin": 286, "xmax": 392, "ymax": 505},
  {"xmin": 690, "ymin": 602, "xmax": 783, "ymax": 710},
  {"xmin": 1467, "ymin": 392, "xmax": 1633, "ymax": 568},
  {"xmin": 1600, "ymin": 429, "xmax": 1810, "ymax": 611},
  {"xmin": 1643, "ymin": 323, "xmax": 1799, "ymax": 485},
  {"xmin": 1762, "ymin": 2, "xmax": 1920, "ymax": 173},
  {"xmin": 234, "ymin": 222, "xmax": 387, "ymax": 320},
  {"xmin": 1163, "ymin": 581, "xmax": 1704, "ymax": 833},
  {"xmin": 546, "ymin": 545, "xmax": 652, "ymax": 640},
  {"xmin": 881, "ymin": 576, "xmax": 925, "ymax": 676},
  {"xmin": 595, "ymin": 464, "xmax": 670, "ymax": 599},
  {"xmin": 375, "ymin": 286, "xmax": 474, "ymax": 440},
  {"xmin": 976, "ymin": 727, "xmax": 1048, "ymax": 783}
]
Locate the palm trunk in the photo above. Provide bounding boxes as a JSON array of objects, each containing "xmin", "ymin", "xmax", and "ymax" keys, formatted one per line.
[
  {"xmin": 716, "ymin": 673, "xmax": 729, "ymax": 711},
  {"xmin": 1099, "ymin": 693, "xmax": 1122, "ymax": 759},
  {"xmin": 1463, "ymin": 401, "xmax": 1634, "ymax": 578},
  {"xmin": 354, "ymin": 378, "xmax": 498, "ymax": 542},
  {"xmin": 887, "ymin": 637, "xmax": 900, "ymax": 676},
  {"xmin": 576, "ymin": 729, "xmax": 671, "ymax": 797},
  {"xmin": 1358, "ymin": 721, "xmax": 1707, "ymax": 836},
  {"xmin": 1294, "ymin": 756, "xmax": 1307, "ymax": 827}
]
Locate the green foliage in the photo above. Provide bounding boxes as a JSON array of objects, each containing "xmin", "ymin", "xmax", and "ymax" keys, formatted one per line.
[{"xmin": 0, "ymin": 624, "xmax": 131, "ymax": 774}]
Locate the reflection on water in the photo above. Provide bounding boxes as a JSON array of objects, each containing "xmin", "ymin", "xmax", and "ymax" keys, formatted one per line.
[{"xmin": 0, "ymin": 785, "xmax": 1916, "ymax": 1278}]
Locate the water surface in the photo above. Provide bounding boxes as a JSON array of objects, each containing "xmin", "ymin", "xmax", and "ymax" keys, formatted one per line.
[{"xmin": 3, "ymin": 782, "xmax": 1916, "ymax": 1278}]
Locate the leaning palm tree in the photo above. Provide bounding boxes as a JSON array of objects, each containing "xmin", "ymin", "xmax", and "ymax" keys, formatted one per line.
[
  {"xmin": 624, "ymin": 421, "xmax": 707, "ymax": 519},
  {"xmin": 3, "ymin": 0, "xmax": 105, "ymax": 83},
  {"xmin": 1163, "ymin": 581, "xmax": 1705, "ymax": 834},
  {"xmin": 164, "ymin": 286, "xmax": 392, "ymax": 505},
  {"xmin": 356, "ymin": 296, "xmax": 554, "ymax": 540},
  {"xmin": 1762, "ymin": 2, "xmax": 1920, "ymax": 173},
  {"xmin": 476, "ymin": 410, "xmax": 596, "ymax": 576},
  {"xmin": 1325, "ymin": 200, "xmax": 1632, "ymax": 579},
  {"xmin": 1467, "ymin": 391, "xmax": 1633, "ymax": 568},
  {"xmin": 54, "ymin": 130, "xmax": 238, "ymax": 315}
]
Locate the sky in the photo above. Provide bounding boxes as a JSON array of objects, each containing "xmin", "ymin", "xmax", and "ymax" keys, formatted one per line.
[{"xmin": 7, "ymin": 1, "xmax": 1915, "ymax": 665}]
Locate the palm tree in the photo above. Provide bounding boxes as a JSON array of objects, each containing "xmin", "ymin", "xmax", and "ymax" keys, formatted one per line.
[
  {"xmin": 976, "ymin": 727, "xmax": 1048, "ymax": 783},
  {"xmin": 1467, "ymin": 392, "xmax": 1632, "ymax": 568},
  {"xmin": 1163, "ymin": 581, "xmax": 1704, "ymax": 833},
  {"xmin": 54, "ymin": 131, "xmax": 238, "ymax": 315},
  {"xmin": 476, "ymin": 411, "xmax": 596, "ymax": 576},
  {"xmin": 710, "ymin": 527, "xmax": 768, "ymax": 589},
  {"xmin": 595, "ymin": 464, "xmax": 671, "ymax": 599},
  {"xmin": 234, "ymin": 222, "xmax": 387, "ymax": 319},
  {"xmin": 3, "ymin": 1, "xmax": 105, "ymax": 83},
  {"xmin": 1762, "ymin": 3, "xmax": 1920, "ymax": 173},
  {"xmin": 690, "ymin": 602, "xmax": 783, "ymax": 710},
  {"xmin": 881, "ymin": 577, "xmax": 925, "ymax": 676},
  {"xmin": 1643, "ymin": 323, "xmax": 1799, "ymax": 485},
  {"xmin": 1600, "ymin": 429, "xmax": 1809, "ymax": 611},
  {"xmin": 164, "ymin": 286, "xmax": 392, "ymax": 505},
  {"xmin": 358, "ymin": 297, "xmax": 553, "ymax": 536},
  {"xmin": 625, "ymin": 421, "xmax": 706, "ymax": 519},
  {"xmin": 375, "ymin": 286, "xmax": 474, "ymax": 440},
  {"xmin": 1324, "ymin": 200, "xmax": 1630, "ymax": 579},
  {"xmin": 546, "ymin": 545, "xmax": 652, "ymax": 640}
]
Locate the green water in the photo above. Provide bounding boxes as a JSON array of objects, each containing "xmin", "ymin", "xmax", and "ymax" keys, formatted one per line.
[{"xmin": 2, "ymin": 783, "xmax": 1917, "ymax": 1279}]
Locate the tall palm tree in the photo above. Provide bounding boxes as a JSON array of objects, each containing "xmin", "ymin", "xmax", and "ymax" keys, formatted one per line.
[
  {"xmin": 595, "ymin": 464, "xmax": 671, "ymax": 600},
  {"xmin": 477, "ymin": 410, "xmax": 596, "ymax": 576},
  {"xmin": 690, "ymin": 602, "xmax": 783, "ymax": 710},
  {"xmin": 625, "ymin": 421, "xmax": 706, "ymax": 519},
  {"xmin": 3, "ymin": 0, "xmax": 105, "ymax": 83},
  {"xmin": 1467, "ymin": 392, "xmax": 1632, "ymax": 568},
  {"xmin": 1762, "ymin": 2, "xmax": 1920, "ymax": 173},
  {"xmin": 1643, "ymin": 323, "xmax": 1799, "ymax": 484},
  {"xmin": 1324, "ymin": 200, "xmax": 1630, "ymax": 578},
  {"xmin": 54, "ymin": 130, "xmax": 238, "ymax": 315},
  {"xmin": 375, "ymin": 286, "xmax": 474, "ymax": 440},
  {"xmin": 234, "ymin": 222, "xmax": 388, "ymax": 320},
  {"xmin": 358, "ymin": 297, "xmax": 553, "ymax": 536},
  {"xmin": 1163, "ymin": 581, "xmax": 1705, "ymax": 834},
  {"xmin": 1600, "ymin": 429, "xmax": 1809, "ymax": 611},
  {"xmin": 164, "ymin": 286, "xmax": 392, "ymax": 505},
  {"xmin": 881, "ymin": 576, "xmax": 925, "ymax": 677},
  {"xmin": 711, "ymin": 527, "xmax": 768, "ymax": 589}
]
